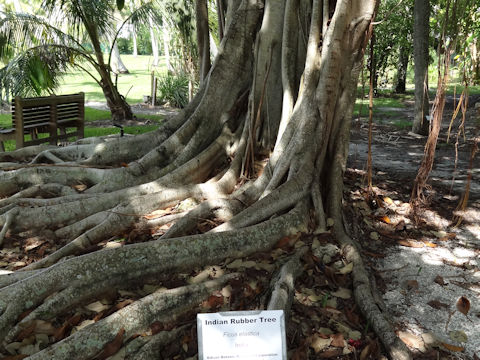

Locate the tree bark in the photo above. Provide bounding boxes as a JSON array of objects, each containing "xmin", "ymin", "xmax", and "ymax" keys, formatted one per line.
[
  {"xmin": 196, "ymin": 0, "xmax": 211, "ymax": 84},
  {"xmin": 395, "ymin": 46, "xmax": 409, "ymax": 94},
  {"xmin": 412, "ymin": 0, "xmax": 430, "ymax": 135},
  {"xmin": 82, "ymin": 9, "xmax": 134, "ymax": 121},
  {"xmin": 472, "ymin": 38, "xmax": 480, "ymax": 84},
  {"xmin": 111, "ymin": 39, "xmax": 130, "ymax": 74},
  {"xmin": 132, "ymin": 28, "xmax": 138, "ymax": 56},
  {"xmin": 162, "ymin": 23, "xmax": 174, "ymax": 73},
  {"xmin": 149, "ymin": 16, "xmax": 160, "ymax": 67},
  {"xmin": 0, "ymin": 1, "xmax": 410, "ymax": 359}
]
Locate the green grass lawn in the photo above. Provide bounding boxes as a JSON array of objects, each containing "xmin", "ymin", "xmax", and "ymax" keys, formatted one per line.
[
  {"xmin": 57, "ymin": 55, "xmax": 168, "ymax": 103},
  {"xmin": 1, "ymin": 53, "xmax": 168, "ymax": 152},
  {"xmin": 0, "ymin": 106, "xmax": 163, "ymax": 152},
  {"xmin": 353, "ymin": 92, "xmax": 410, "ymax": 118}
]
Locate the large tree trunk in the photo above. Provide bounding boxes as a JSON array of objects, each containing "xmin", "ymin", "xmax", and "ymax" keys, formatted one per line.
[
  {"xmin": 412, "ymin": 0, "xmax": 430, "ymax": 135},
  {"xmin": 0, "ymin": 1, "xmax": 411, "ymax": 359}
]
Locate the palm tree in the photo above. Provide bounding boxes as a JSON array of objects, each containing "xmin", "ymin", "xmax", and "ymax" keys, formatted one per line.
[{"xmin": 0, "ymin": 0, "xmax": 160, "ymax": 122}]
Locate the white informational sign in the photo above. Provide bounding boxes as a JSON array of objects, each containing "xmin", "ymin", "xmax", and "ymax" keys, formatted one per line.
[{"xmin": 197, "ymin": 310, "xmax": 287, "ymax": 360}]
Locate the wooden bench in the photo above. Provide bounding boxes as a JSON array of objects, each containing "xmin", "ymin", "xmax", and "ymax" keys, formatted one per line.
[{"xmin": 0, "ymin": 93, "xmax": 85, "ymax": 151}]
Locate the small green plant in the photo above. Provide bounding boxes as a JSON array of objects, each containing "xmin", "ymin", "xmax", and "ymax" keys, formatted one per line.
[
  {"xmin": 392, "ymin": 119, "xmax": 412, "ymax": 130},
  {"xmin": 156, "ymin": 73, "xmax": 190, "ymax": 108}
]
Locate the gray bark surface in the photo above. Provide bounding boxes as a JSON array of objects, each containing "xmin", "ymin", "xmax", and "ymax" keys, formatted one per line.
[
  {"xmin": 0, "ymin": 1, "xmax": 410, "ymax": 359},
  {"xmin": 412, "ymin": 0, "xmax": 430, "ymax": 135}
]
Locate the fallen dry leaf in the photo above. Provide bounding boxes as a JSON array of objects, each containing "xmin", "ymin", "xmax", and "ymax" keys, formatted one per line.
[
  {"xmin": 310, "ymin": 334, "xmax": 332, "ymax": 353},
  {"xmin": 72, "ymin": 184, "xmax": 87, "ymax": 192},
  {"xmin": 397, "ymin": 239, "xmax": 424, "ymax": 248},
  {"xmin": 202, "ymin": 294, "xmax": 224, "ymax": 309},
  {"xmin": 143, "ymin": 209, "xmax": 170, "ymax": 220},
  {"xmin": 85, "ymin": 301, "xmax": 110, "ymax": 313},
  {"xmin": 398, "ymin": 331, "xmax": 424, "ymax": 350},
  {"xmin": 95, "ymin": 328, "xmax": 125, "ymax": 360},
  {"xmin": 338, "ymin": 262, "xmax": 353, "ymax": 275},
  {"xmin": 378, "ymin": 215, "xmax": 391, "ymax": 224},
  {"xmin": 383, "ymin": 196, "xmax": 394, "ymax": 205},
  {"xmin": 456, "ymin": 296, "xmax": 470, "ymax": 316},
  {"xmin": 330, "ymin": 333, "xmax": 345, "ymax": 347},
  {"xmin": 15, "ymin": 322, "xmax": 36, "ymax": 341},
  {"xmin": 54, "ymin": 322, "xmax": 70, "ymax": 341},
  {"xmin": 440, "ymin": 342, "xmax": 465, "ymax": 352},
  {"xmin": 360, "ymin": 344, "xmax": 372, "ymax": 360},
  {"xmin": 394, "ymin": 220, "xmax": 406, "ymax": 231},
  {"xmin": 406, "ymin": 280, "xmax": 419, "ymax": 290},
  {"xmin": 427, "ymin": 300, "xmax": 449, "ymax": 310},
  {"xmin": 331, "ymin": 288, "xmax": 351, "ymax": 299},
  {"xmin": 438, "ymin": 233, "xmax": 456, "ymax": 241},
  {"xmin": 434, "ymin": 275, "xmax": 445, "ymax": 286}
]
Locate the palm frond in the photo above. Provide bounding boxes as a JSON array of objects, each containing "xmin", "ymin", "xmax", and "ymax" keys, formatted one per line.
[
  {"xmin": 0, "ymin": 44, "xmax": 85, "ymax": 97},
  {"xmin": 41, "ymin": 0, "xmax": 115, "ymax": 40},
  {"xmin": 0, "ymin": 11, "xmax": 86, "ymax": 60},
  {"xmin": 117, "ymin": 1, "xmax": 163, "ymax": 38},
  {"xmin": 109, "ymin": 1, "xmax": 162, "ymax": 66}
]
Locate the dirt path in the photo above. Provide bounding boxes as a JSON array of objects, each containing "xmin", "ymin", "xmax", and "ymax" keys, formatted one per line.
[{"xmin": 347, "ymin": 97, "xmax": 480, "ymax": 359}]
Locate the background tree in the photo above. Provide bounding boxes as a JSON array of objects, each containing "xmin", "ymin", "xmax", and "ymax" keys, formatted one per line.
[
  {"xmin": 0, "ymin": 1, "xmax": 413, "ymax": 359},
  {"xmin": 0, "ymin": 0, "xmax": 161, "ymax": 122},
  {"xmin": 412, "ymin": 0, "xmax": 431, "ymax": 135},
  {"xmin": 366, "ymin": 0, "xmax": 413, "ymax": 95},
  {"xmin": 195, "ymin": 0, "xmax": 210, "ymax": 84},
  {"xmin": 412, "ymin": 0, "xmax": 478, "ymax": 202}
]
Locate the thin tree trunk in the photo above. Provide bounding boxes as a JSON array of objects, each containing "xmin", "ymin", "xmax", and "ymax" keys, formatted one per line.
[
  {"xmin": 12, "ymin": 0, "xmax": 22, "ymax": 12},
  {"xmin": 111, "ymin": 40, "xmax": 129, "ymax": 74},
  {"xmin": 162, "ymin": 24, "xmax": 173, "ymax": 73},
  {"xmin": 472, "ymin": 39, "xmax": 480, "ymax": 84},
  {"xmin": 412, "ymin": 0, "xmax": 430, "ymax": 135},
  {"xmin": 132, "ymin": 28, "xmax": 138, "ymax": 57},
  {"xmin": 216, "ymin": 0, "xmax": 226, "ymax": 41},
  {"xmin": 196, "ymin": 0, "xmax": 211, "ymax": 84},
  {"xmin": 395, "ymin": 46, "xmax": 409, "ymax": 93},
  {"xmin": 149, "ymin": 16, "xmax": 159, "ymax": 67},
  {"xmin": 84, "ymin": 15, "xmax": 133, "ymax": 121}
]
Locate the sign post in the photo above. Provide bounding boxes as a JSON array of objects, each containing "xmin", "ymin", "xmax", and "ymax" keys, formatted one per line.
[{"xmin": 197, "ymin": 310, "xmax": 287, "ymax": 360}]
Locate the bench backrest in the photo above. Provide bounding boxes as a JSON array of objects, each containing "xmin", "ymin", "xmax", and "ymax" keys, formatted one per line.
[{"xmin": 12, "ymin": 93, "xmax": 85, "ymax": 148}]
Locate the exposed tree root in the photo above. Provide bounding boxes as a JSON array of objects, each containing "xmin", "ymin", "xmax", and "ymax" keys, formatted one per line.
[
  {"xmin": 27, "ymin": 274, "xmax": 238, "ymax": 360},
  {"xmin": 267, "ymin": 246, "xmax": 307, "ymax": 313},
  {"xmin": 125, "ymin": 326, "xmax": 187, "ymax": 360},
  {"xmin": 0, "ymin": 208, "xmax": 15, "ymax": 247},
  {"xmin": 0, "ymin": 1, "xmax": 412, "ymax": 358},
  {"xmin": 0, "ymin": 207, "xmax": 307, "ymax": 342},
  {"xmin": 337, "ymin": 223, "xmax": 412, "ymax": 360}
]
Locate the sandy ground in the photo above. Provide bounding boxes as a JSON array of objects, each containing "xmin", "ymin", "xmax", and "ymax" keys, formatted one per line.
[
  {"xmin": 347, "ymin": 97, "xmax": 480, "ymax": 359},
  {"xmin": 83, "ymin": 99, "xmax": 480, "ymax": 357}
]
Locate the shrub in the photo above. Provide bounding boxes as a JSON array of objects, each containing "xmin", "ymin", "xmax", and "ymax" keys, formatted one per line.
[{"xmin": 156, "ymin": 73, "xmax": 189, "ymax": 108}]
